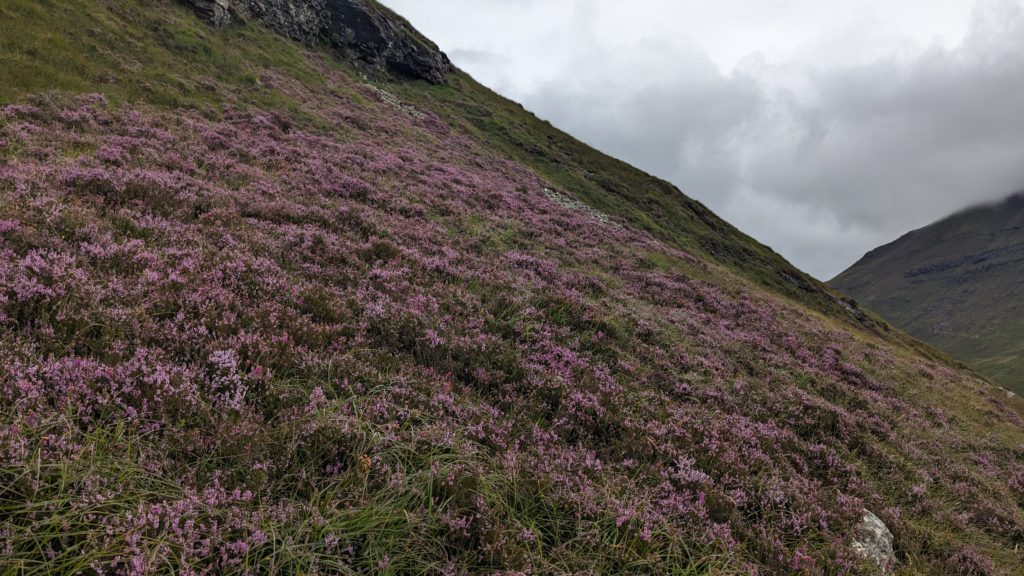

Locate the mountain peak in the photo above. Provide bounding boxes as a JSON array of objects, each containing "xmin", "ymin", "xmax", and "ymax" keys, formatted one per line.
[{"xmin": 185, "ymin": 0, "xmax": 452, "ymax": 83}]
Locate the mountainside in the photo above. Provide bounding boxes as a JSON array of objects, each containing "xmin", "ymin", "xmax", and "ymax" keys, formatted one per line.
[
  {"xmin": 1, "ymin": 1, "xmax": 1023, "ymax": 574},
  {"xmin": 832, "ymin": 193, "xmax": 1024, "ymax": 394}
]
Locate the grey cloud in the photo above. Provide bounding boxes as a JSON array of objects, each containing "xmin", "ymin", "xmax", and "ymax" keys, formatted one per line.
[{"xmin": 735, "ymin": 2, "xmax": 1024, "ymax": 274}]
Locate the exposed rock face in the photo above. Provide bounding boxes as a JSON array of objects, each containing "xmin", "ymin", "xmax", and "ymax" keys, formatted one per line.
[
  {"xmin": 239, "ymin": 0, "xmax": 325, "ymax": 42},
  {"xmin": 323, "ymin": 1, "xmax": 450, "ymax": 84},
  {"xmin": 184, "ymin": 0, "xmax": 451, "ymax": 84},
  {"xmin": 852, "ymin": 510, "xmax": 896, "ymax": 574}
]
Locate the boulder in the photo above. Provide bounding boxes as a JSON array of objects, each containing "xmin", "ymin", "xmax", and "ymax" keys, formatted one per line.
[
  {"xmin": 851, "ymin": 509, "xmax": 897, "ymax": 574},
  {"xmin": 187, "ymin": 0, "xmax": 232, "ymax": 26}
]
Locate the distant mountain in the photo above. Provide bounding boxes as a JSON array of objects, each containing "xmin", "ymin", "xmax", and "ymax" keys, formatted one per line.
[{"xmin": 832, "ymin": 192, "xmax": 1024, "ymax": 392}]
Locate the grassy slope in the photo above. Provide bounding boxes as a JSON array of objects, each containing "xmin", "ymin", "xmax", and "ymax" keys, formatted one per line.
[
  {"xmin": 0, "ymin": 0, "xmax": 345, "ymax": 123},
  {"xmin": 1, "ymin": 1, "xmax": 1023, "ymax": 574},
  {"xmin": 393, "ymin": 70, "xmax": 967, "ymax": 372},
  {"xmin": 1, "ymin": 0, "xmax": 891, "ymax": 336},
  {"xmin": 395, "ymin": 75, "xmax": 856, "ymax": 319},
  {"xmin": 832, "ymin": 194, "xmax": 1024, "ymax": 393}
]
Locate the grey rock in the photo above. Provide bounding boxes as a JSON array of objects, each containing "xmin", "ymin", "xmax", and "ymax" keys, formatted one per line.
[
  {"xmin": 324, "ymin": 0, "xmax": 450, "ymax": 85},
  {"xmin": 236, "ymin": 0, "xmax": 325, "ymax": 43},
  {"xmin": 543, "ymin": 187, "xmax": 616, "ymax": 226},
  {"xmin": 183, "ymin": 0, "xmax": 451, "ymax": 84},
  {"xmin": 187, "ymin": 0, "xmax": 232, "ymax": 26},
  {"xmin": 851, "ymin": 509, "xmax": 896, "ymax": 574}
]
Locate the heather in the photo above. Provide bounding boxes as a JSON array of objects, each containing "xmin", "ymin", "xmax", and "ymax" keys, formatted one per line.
[
  {"xmin": 1, "ymin": 3, "xmax": 1024, "ymax": 576},
  {"xmin": 0, "ymin": 0, "xmax": 871, "ymax": 325},
  {"xmin": 0, "ymin": 87, "xmax": 1021, "ymax": 574}
]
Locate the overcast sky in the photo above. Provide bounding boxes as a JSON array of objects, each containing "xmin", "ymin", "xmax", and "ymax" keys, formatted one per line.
[{"xmin": 382, "ymin": 0, "xmax": 1024, "ymax": 279}]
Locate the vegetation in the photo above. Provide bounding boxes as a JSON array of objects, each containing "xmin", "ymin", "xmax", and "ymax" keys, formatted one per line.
[{"xmin": 1, "ymin": 1, "xmax": 1023, "ymax": 574}]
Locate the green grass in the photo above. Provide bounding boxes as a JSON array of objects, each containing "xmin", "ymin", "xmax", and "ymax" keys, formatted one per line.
[
  {"xmin": 0, "ymin": 0, "xmax": 330, "ymax": 116},
  {"xmin": 0, "ymin": 0, "xmax": 980, "ymax": 380},
  {"xmin": 0, "ymin": 396, "xmax": 737, "ymax": 575},
  {"xmin": 397, "ymin": 71, "xmax": 972, "ymax": 382},
  {"xmin": 0, "ymin": 0, "xmax": 917, "ymax": 355}
]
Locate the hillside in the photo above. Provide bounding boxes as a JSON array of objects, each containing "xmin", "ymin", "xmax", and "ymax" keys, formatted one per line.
[
  {"xmin": 832, "ymin": 193, "xmax": 1024, "ymax": 394},
  {"xmin": 1, "ymin": 1, "xmax": 1023, "ymax": 574}
]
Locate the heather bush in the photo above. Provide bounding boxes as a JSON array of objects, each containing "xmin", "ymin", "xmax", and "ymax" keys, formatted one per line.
[{"xmin": 0, "ymin": 42, "xmax": 1022, "ymax": 576}]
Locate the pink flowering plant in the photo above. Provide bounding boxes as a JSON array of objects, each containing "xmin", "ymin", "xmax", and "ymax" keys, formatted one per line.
[{"xmin": 0, "ymin": 29, "xmax": 1022, "ymax": 576}]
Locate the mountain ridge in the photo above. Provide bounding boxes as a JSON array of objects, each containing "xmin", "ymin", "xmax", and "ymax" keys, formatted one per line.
[
  {"xmin": 181, "ymin": 0, "xmax": 886, "ymax": 335},
  {"xmin": 847, "ymin": 192, "xmax": 1024, "ymax": 269}
]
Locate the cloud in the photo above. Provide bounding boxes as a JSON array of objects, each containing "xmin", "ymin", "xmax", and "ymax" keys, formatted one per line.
[{"xmin": 383, "ymin": 0, "xmax": 1024, "ymax": 279}]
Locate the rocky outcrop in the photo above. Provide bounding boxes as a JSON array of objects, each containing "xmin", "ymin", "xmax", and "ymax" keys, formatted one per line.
[
  {"xmin": 323, "ymin": 1, "xmax": 450, "ymax": 84},
  {"xmin": 184, "ymin": 0, "xmax": 451, "ymax": 84},
  {"xmin": 237, "ymin": 0, "xmax": 324, "ymax": 42},
  {"xmin": 851, "ymin": 510, "xmax": 897, "ymax": 574}
]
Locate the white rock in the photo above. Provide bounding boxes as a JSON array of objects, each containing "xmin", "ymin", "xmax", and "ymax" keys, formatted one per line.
[{"xmin": 851, "ymin": 509, "xmax": 896, "ymax": 574}]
